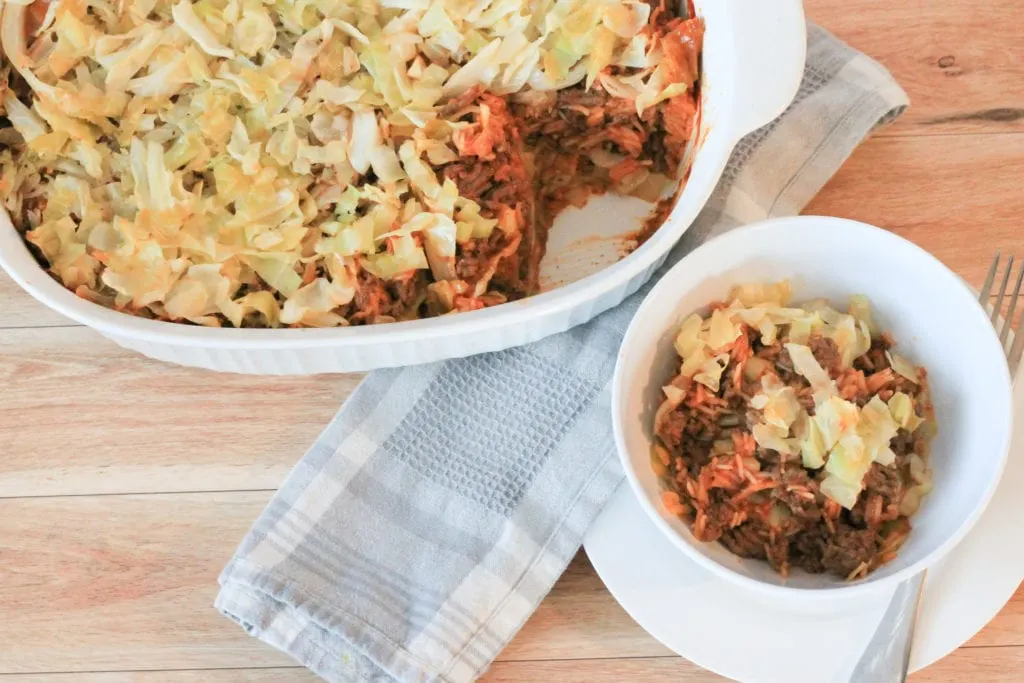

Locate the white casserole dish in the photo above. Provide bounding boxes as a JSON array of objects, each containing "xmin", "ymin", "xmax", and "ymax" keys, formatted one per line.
[{"xmin": 0, "ymin": 0, "xmax": 806, "ymax": 375}]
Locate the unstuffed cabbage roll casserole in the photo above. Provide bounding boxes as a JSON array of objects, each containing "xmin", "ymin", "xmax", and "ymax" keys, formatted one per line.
[{"xmin": 0, "ymin": 0, "xmax": 702, "ymax": 327}]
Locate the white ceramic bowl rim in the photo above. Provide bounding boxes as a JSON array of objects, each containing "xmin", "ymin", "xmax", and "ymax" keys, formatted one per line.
[{"xmin": 612, "ymin": 215, "xmax": 1015, "ymax": 602}]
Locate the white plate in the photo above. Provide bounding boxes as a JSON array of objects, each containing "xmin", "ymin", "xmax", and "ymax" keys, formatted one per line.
[{"xmin": 583, "ymin": 360, "xmax": 1024, "ymax": 683}]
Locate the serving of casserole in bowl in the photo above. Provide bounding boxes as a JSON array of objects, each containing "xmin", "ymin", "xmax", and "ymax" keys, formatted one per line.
[
  {"xmin": 613, "ymin": 216, "xmax": 1014, "ymax": 603},
  {"xmin": 0, "ymin": 0, "xmax": 805, "ymax": 373}
]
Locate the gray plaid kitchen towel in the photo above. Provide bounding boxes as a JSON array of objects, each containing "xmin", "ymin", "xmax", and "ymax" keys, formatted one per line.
[{"xmin": 216, "ymin": 24, "xmax": 909, "ymax": 683}]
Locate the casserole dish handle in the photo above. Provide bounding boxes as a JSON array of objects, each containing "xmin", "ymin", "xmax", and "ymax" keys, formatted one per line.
[{"xmin": 726, "ymin": 0, "xmax": 807, "ymax": 141}]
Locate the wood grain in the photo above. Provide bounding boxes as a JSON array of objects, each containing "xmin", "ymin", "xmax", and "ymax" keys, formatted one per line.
[
  {"xmin": 1, "ymin": 0, "xmax": 1023, "ymax": 679},
  {"xmin": 806, "ymin": 0, "xmax": 1024, "ymax": 137},
  {"xmin": 4, "ymin": 644, "xmax": 1024, "ymax": 683},
  {"xmin": 804, "ymin": 132, "xmax": 1024, "ymax": 290},
  {"xmin": 0, "ymin": 489, "xmax": 1018, "ymax": 675},
  {"xmin": 0, "ymin": 271, "xmax": 75, "ymax": 329},
  {"xmin": 0, "ymin": 493, "xmax": 292, "ymax": 673},
  {"xmin": 484, "ymin": 646, "xmax": 1024, "ymax": 682},
  {"xmin": 0, "ymin": 327, "xmax": 357, "ymax": 497},
  {"xmin": 0, "ymin": 494, "xmax": 669, "ymax": 674},
  {"xmin": 0, "ymin": 670, "xmax": 315, "ymax": 682}
]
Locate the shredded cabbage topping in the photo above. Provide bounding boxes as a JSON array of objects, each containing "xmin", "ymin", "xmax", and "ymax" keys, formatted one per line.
[{"xmin": 0, "ymin": 0, "xmax": 703, "ymax": 327}]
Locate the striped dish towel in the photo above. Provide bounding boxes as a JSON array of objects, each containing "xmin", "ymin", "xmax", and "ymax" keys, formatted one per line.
[{"xmin": 216, "ymin": 24, "xmax": 909, "ymax": 683}]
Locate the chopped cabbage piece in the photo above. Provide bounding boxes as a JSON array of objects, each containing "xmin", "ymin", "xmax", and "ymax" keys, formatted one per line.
[
  {"xmin": 751, "ymin": 374, "xmax": 801, "ymax": 432},
  {"xmin": 172, "ymin": 1, "xmax": 235, "ymax": 59},
  {"xmin": 674, "ymin": 313, "xmax": 703, "ymax": 359},
  {"xmin": 812, "ymin": 396, "xmax": 860, "ymax": 450},
  {"xmin": 887, "ymin": 351, "xmax": 920, "ymax": 383},
  {"xmin": 706, "ymin": 308, "xmax": 741, "ymax": 351},
  {"xmin": 693, "ymin": 353, "xmax": 730, "ymax": 392},
  {"xmin": 753, "ymin": 423, "xmax": 799, "ymax": 456},
  {"xmin": 728, "ymin": 280, "xmax": 792, "ymax": 307},
  {"xmin": 825, "ymin": 433, "xmax": 871, "ymax": 486},
  {"xmin": 280, "ymin": 277, "xmax": 355, "ymax": 326},
  {"xmin": 828, "ymin": 314, "xmax": 870, "ymax": 369},
  {"xmin": 800, "ymin": 418, "xmax": 827, "ymax": 469},
  {"xmin": 849, "ymin": 294, "xmax": 878, "ymax": 337},
  {"xmin": 888, "ymin": 392, "xmax": 924, "ymax": 432},
  {"xmin": 246, "ymin": 255, "xmax": 302, "ymax": 298},
  {"xmin": 787, "ymin": 312, "xmax": 824, "ymax": 345},
  {"xmin": 785, "ymin": 343, "xmax": 836, "ymax": 402},
  {"xmin": 821, "ymin": 475, "xmax": 862, "ymax": 510},
  {"xmin": 858, "ymin": 395, "xmax": 899, "ymax": 457}
]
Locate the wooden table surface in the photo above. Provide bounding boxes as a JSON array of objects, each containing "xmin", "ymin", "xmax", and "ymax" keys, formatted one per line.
[{"xmin": 2, "ymin": 1, "xmax": 1023, "ymax": 680}]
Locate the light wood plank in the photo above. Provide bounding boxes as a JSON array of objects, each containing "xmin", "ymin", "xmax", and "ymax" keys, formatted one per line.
[
  {"xmin": 5, "ymin": 645, "xmax": 1024, "ymax": 683},
  {"xmin": 0, "ymin": 493, "xmax": 294, "ymax": 673},
  {"xmin": 487, "ymin": 644, "xmax": 1024, "ymax": 682},
  {"xmin": 805, "ymin": 132, "xmax": 1024, "ymax": 290},
  {"xmin": 0, "ymin": 134, "xmax": 1017, "ymax": 499},
  {"xmin": 0, "ymin": 270, "xmax": 77, "ymax": 329},
  {"xmin": 807, "ymin": 0, "xmax": 1024, "ymax": 137},
  {"xmin": 501, "ymin": 553, "xmax": 673, "ymax": 661},
  {"xmin": 5, "ymin": 642, "xmax": 1024, "ymax": 682},
  {"xmin": 0, "ymin": 670, "xmax": 314, "ymax": 682},
  {"xmin": 0, "ymin": 495, "xmax": 665, "ymax": 674},
  {"xmin": 0, "ymin": 327, "xmax": 358, "ymax": 497}
]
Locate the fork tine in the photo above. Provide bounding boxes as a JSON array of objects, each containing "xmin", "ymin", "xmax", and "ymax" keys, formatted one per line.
[
  {"xmin": 1009, "ymin": 309, "xmax": 1024, "ymax": 374},
  {"xmin": 992, "ymin": 255, "xmax": 1014, "ymax": 325},
  {"xmin": 1001, "ymin": 261, "xmax": 1024, "ymax": 347},
  {"xmin": 980, "ymin": 252, "xmax": 1001, "ymax": 309}
]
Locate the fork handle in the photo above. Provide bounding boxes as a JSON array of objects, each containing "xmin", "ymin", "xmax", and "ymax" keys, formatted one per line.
[{"xmin": 843, "ymin": 571, "xmax": 926, "ymax": 683}]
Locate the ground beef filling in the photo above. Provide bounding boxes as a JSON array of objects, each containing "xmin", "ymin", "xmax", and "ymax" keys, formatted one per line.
[
  {"xmin": 435, "ymin": 11, "xmax": 702, "ymax": 307},
  {"xmin": 656, "ymin": 330, "xmax": 932, "ymax": 579}
]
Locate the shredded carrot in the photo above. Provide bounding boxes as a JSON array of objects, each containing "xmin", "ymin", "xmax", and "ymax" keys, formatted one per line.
[
  {"xmin": 732, "ymin": 431, "xmax": 756, "ymax": 459},
  {"xmin": 605, "ymin": 126, "xmax": 646, "ymax": 156},
  {"xmin": 709, "ymin": 470, "xmax": 740, "ymax": 489},
  {"xmin": 731, "ymin": 360, "xmax": 744, "ymax": 390},
  {"xmin": 26, "ymin": 0, "xmax": 50, "ymax": 37},
  {"xmin": 453, "ymin": 296, "xmax": 486, "ymax": 312},
  {"xmin": 300, "ymin": 260, "xmax": 318, "ymax": 286},
  {"xmin": 687, "ymin": 383, "xmax": 707, "ymax": 407},
  {"xmin": 730, "ymin": 330, "xmax": 752, "ymax": 362},
  {"xmin": 866, "ymin": 368, "xmax": 896, "ymax": 393},
  {"xmin": 703, "ymin": 392, "xmax": 727, "ymax": 407},
  {"xmin": 838, "ymin": 369, "xmax": 868, "ymax": 400},
  {"xmin": 733, "ymin": 479, "xmax": 777, "ymax": 503},
  {"xmin": 661, "ymin": 491, "xmax": 686, "ymax": 516},
  {"xmin": 609, "ymin": 158, "xmax": 643, "ymax": 184}
]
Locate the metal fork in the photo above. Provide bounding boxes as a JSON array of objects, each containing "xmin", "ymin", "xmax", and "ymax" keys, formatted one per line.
[
  {"xmin": 846, "ymin": 253, "xmax": 1023, "ymax": 682},
  {"xmin": 981, "ymin": 252, "xmax": 1024, "ymax": 368}
]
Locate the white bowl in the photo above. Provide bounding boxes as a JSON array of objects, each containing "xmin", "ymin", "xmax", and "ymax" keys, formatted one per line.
[
  {"xmin": 612, "ymin": 215, "xmax": 1014, "ymax": 604},
  {"xmin": 0, "ymin": 0, "xmax": 805, "ymax": 374}
]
